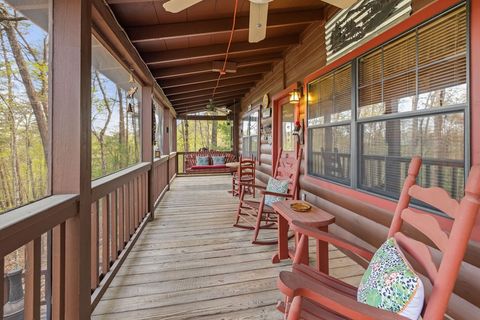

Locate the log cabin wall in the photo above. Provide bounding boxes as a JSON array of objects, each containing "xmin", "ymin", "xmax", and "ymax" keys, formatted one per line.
[{"xmin": 238, "ymin": 0, "xmax": 480, "ymax": 318}]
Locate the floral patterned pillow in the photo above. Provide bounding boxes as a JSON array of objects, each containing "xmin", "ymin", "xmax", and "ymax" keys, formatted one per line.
[
  {"xmin": 264, "ymin": 177, "xmax": 289, "ymax": 207},
  {"xmin": 196, "ymin": 156, "xmax": 209, "ymax": 166},
  {"xmin": 357, "ymin": 238, "xmax": 424, "ymax": 320}
]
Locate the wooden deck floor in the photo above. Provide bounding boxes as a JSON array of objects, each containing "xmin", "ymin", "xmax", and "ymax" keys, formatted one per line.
[{"xmin": 92, "ymin": 175, "xmax": 364, "ymax": 319}]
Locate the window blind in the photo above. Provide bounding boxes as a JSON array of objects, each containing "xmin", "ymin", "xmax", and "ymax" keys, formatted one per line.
[{"xmin": 358, "ymin": 5, "xmax": 467, "ymax": 199}]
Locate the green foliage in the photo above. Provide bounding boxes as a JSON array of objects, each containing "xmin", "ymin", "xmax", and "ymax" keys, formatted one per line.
[{"xmin": 177, "ymin": 119, "xmax": 233, "ymax": 152}]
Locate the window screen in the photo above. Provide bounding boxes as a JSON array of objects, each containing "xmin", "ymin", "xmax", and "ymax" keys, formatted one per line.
[
  {"xmin": 309, "ymin": 125, "xmax": 351, "ymax": 184},
  {"xmin": 360, "ymin": 113, "xmax": 465, "ymax": 199}
]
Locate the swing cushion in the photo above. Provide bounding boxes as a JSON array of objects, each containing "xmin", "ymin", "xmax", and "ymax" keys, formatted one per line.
[
  {"xmin": 196, "ymin": 156, "xmax": 210, "ymax": 166},
  {"xmin": 212, "ymin": 156, "xmax": 226, "ymax": 165}
]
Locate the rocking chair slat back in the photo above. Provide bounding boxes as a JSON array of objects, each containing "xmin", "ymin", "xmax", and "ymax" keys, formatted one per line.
[
  {"xmin": 273, "ymin": 148, "xmax": 302, "ymax": 200},
  {"xmin": 388, "ymin": 157, "xmax": 480, "ymax": 319}
]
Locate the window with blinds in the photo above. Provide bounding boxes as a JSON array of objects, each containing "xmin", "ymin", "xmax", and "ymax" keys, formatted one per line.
[
  {"xmin": 307, "ymin": 4, "xmax": 468, "ymax": 201},
  {"xmin": 308, "ymin": 64, "xmax": 353, "ymax": 183},
  {"xmin": 358, "ymin": 5, "xmax": 467, "ymax": 199}
]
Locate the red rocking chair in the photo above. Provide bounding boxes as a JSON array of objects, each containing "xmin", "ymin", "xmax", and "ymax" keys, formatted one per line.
[
  {"xmin": 232, "ymin": 157, "xmax": 256, "ymax": 197},
  {"xmin": 277, "ymin": 157, "xmax": 480, "ymax": 319},
  {"xmin": 234, "ymin": 148, "xmax": 302, "ymax": 244}
]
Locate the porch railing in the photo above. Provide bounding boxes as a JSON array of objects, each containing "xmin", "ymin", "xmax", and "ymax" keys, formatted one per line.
[{"xmin": 0, "ymin": 153, "xmax": 177, "ymax": 318}]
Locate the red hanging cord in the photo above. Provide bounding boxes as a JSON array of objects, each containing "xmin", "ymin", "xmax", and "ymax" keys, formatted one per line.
[{"xmin": 212, "ymin": 0, "xmax": 239, "ymax": 100}]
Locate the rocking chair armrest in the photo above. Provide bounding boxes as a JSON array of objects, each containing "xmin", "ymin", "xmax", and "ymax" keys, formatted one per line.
[
  {"xmin": 291, "ymin": 221, "xmax": 374, "ymax": 261},
  {"xmin": 278, "ymin": 272, "xmax": 408, "ymax": 320},
  {"xmin": 260, "ymin": 190, "xmax": 294, "ymax": 198}
]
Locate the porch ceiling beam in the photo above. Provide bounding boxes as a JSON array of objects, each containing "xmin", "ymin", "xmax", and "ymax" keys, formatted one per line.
[
  {"xmin": 177, "ymin": 114, "xmax": 232, "ymax": 120},
  {"xmin": 168, "ymin": 85, "xmax": 252, "ymax": 102},
  {"xmin": 127, "ymin": 10, "xmax": 325, "ymax": 43},
  {"xmin": 173, "ymin": 96, "xmax": 242, "ymax": 109},
  {"xmin": 156, "ymin": 64, "xmax": 271, "ymax": 85},
  {"xmin": 144, "ymin": 35, "xmax": 298, "ymax": 65},
  {"xmin": 174, "ymin": 104, "xmax": 237, "ymax": 114},
  {"xmin": 166, "ymin": 81, "xmax": 255, "ymax": 101},
  {"xmin": 164, "ymin": 76, "xmax": 260, "ymax": 96},
  {"xmin": 177, "ymin": 105, "xmax": 232, "ymax": 114},
  {"xmin": 151, "ymin": 52, "xmax": 282, "ymax": 78}
]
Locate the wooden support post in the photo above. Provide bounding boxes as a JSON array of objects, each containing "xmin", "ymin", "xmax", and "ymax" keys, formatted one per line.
[
  {"xmin": 141, "ymin": 87, "xmax": 154, "ymax": 219},
  {"xmin": 24, "ymin": 238, "xmax": 41, "ymax": 319},
  {"xmin": 51, "ymin": 1, "xmax": 92, "ymax": 319}
]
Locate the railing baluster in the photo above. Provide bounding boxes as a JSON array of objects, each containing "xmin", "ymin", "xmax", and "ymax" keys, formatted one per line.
[
  {"xmin": 118, "ymin": 187, "xmax": 124, "ymax": 252},
  {"xmin": 25, "ymin": 238, "xmax": 41, "ymax": 319},
  {"xmin": 145, "ymin": 172, "xmax": 148, "ymax": 216},
  {"xmin": 134, "ymin": 178, "xmax": 139, "ymax": 228},
  {"xmin": 102, "ymin": 196, "xmax": 110, "ymax": 275},
  {"xmin": 129, "ymin": 181, "xmax": 134, "ymax": 236},
  {"xmin": 0, "ymin": 257, "xmax": 4, "ymax": 320},
  {"xmin": 110, "ymin": 191, "xmax": 118, "ymax": 262},
  {"xmin": 91, "ymin": 202, "xmax": 99, "ymax": 290},
  {"xmin": 139, "ymin": 174, "xmax": 143, "ymax": 219},
  {"xmin": 124, "ymin": 184, "xmax": 129, "ymax": 243},
  {"xmin": 143, "ymin": 173, "xmax": 146, "ymax": 217},
  {"xmin": 52, "ymin": 223, "xmax": 65, "ymax": 320}
]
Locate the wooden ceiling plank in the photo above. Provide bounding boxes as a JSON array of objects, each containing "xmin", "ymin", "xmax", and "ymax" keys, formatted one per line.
[
  {"xmin": 143, "ymin": 35, "xmax": 298, "ymax": 65},
  {"xmin": 156, "ymin": 64, "xmax": 271, "ymax": 85},
  {"xmin": 127, "ymin": 9, "xmax": 325, "ymax": 42},
  {"xmin": 164, "ymin": 75, "xmax": 261, "ymax": 96}
]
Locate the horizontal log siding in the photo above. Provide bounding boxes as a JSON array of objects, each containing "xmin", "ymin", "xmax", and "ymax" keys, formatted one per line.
[{"xmin": 237, "ymin": 0, "xmax": 479, "ymax": 318}]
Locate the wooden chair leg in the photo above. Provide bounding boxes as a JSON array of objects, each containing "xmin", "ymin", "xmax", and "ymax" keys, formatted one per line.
[
  {"xmin": 287, "ymin": 296, "xmax": 302, "ymax": 320},
  {"xmin": 251, "ymin": 211, "xmax": 263, "ymax": 243}
]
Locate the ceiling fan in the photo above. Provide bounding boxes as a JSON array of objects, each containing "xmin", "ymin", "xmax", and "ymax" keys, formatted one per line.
[
  {"xmin": 205, "ymin": 99, "xmax": 232, "ymax": 115},
  {"xmin": 162, "ymin": 0, "xmax": 358, "ymax": 43}
]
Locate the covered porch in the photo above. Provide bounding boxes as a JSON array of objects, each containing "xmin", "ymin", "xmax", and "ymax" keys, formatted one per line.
[
  {"xmin": 0, "ymin": 0, "xmax": 479, "ymax": 319},
  {"xmin": 92, "ymin": 175, "xmax": 363, "ymax": 319}
]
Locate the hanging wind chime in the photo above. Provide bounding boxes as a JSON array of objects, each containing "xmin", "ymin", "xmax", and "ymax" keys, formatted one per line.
[{"xmin": 127, "ymin": 73, "xmax": 138, "ymax": 114}]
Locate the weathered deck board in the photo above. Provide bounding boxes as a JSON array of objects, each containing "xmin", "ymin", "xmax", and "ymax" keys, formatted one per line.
[{"xmin": 92, "ymin": 175, "xmax": 364, "ymax": 319}]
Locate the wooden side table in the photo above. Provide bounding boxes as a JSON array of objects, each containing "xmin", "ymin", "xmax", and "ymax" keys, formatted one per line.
[{"xmin": 271, "ymin": 200, "xmax": 335, "ymax": 274}]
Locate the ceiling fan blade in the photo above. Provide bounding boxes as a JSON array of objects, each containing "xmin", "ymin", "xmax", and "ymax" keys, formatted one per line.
[
  {"xmin": 248, "ymin": 2, "xmax": 268, "ymax": 43},
  {"xmin": 163, "ymin": 0, "xmax": 204, "ymax": 13},
  {"xmin": 320, "ymin": 0, "xmax": 358, "ymax": 9}
]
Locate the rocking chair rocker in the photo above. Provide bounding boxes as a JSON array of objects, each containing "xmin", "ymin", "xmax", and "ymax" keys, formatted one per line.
[
  {"xmin": 234, "ymin": 148, "xmax": 302, "ymax": 245},
  {"xmin": 277, "ymin": 157, "xmax": 480, "ymax": 319}
]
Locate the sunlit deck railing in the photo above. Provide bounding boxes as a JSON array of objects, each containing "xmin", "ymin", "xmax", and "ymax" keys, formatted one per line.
[{"xmin": 0, "ymin": 153, "xmax": 177, "ymax": 318}]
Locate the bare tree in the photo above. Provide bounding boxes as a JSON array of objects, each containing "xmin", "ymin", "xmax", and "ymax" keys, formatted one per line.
[
  {"xmin": 0, "ymin": 6, "xmax": 48, "ymax": 163},
  {"xmin": 92, "ymin": 71, "xmax": 113, "ymax": 176},
  {"xmin": 0, "ymin": 32, "xmax": 23, "ymax": 206}
]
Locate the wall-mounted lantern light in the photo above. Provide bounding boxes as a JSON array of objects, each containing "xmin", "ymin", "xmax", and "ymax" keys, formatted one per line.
[{"xmin": 289, "ymin": 88, "xmax": 301, "ymax": 103}]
